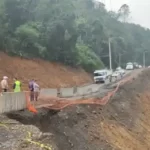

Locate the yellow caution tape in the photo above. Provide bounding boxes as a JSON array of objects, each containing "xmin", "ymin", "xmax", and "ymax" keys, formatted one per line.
[
  {"xmin": 0, "ymin": 122, "xmax": 9, "ymax": 129},
  {"xmin": 0, "ymin": 122, "xmax": 52, "ymax": 150},
  {"xmin": 25, "ymin": 131, "xmax": 52, "ymax": 150}
]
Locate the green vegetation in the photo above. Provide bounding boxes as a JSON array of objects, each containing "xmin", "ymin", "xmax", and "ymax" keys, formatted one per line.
[{"xmin": 0, "ymin": 0, "xmax": 150, "ymax": 72}]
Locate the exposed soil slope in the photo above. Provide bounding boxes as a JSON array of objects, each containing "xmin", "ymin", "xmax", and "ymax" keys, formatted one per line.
[
  {"xmin": 3, "ymin": 69, "xmax": 150, "ymax": 150},
  {"xmin": 0, "ymin": 52, "xmax": 92, "ymax": 90}
]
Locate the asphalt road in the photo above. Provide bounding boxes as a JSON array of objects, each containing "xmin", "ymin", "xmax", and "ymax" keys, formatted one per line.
[
  {"xmin": 68, "ymin": 70, "xmax": 133, "ymax": 100},
  {"xmin": 85, "ymin": 70, "xmax": 132, "ymax": 91},
  {"xmin": 40, "ymin": 70, "xmax": 133, "ymax": 98}
]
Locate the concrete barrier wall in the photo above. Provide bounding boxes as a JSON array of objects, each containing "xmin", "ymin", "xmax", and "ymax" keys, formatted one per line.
[
  {"xmin": 77, "ymin": 85, "xmax": 93, "ymax": 96},
  {"xmin": 0, "ymin": 84, "xmax": 100, "ymax": 114},
  {"xmin": 0, "ymin": 92, "xmax": 27, "ymax": 113},
  {"xmin": 0, "ymin": 73, "xmax": 128, "ymax": 114},
  {"xmin": 40, "ymin": 89, "xmax": 58, "ymax": 97},
  {"xmin": 91, "ymin": 84, "xmax": 101, "ymax": 93},
  {"xmin": 40, "ymin": 84, "xmax": 100, "ymax": 98},
  {"xmin": 60, "ymin": 87, "xmax": 74, "ymax": 97}
]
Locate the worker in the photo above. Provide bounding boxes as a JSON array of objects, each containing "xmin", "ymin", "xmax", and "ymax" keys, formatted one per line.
[
  {"xmin": 28, "ymin": 79, "xmax": 34, "ymax": 101},
  {"xmin": 33, "ymin": 79, "xmax": 40, "ymax": 101},
  {"xmin": 13, "ymin": 78, "xmax": 21, "ymax": 92},
  {"xmin": 1, "ymin": 76, "xmax": 8, "ymax": 92}
]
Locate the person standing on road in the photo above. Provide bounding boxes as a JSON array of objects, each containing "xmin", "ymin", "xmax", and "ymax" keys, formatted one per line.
[
  {"xmin": 33, "ymin": 79, "xmax": 40, "ymax": 101},
  {"xmin": 1, "ymin": 76, "xmax": 8, "ymax": 92},
  {"xmin": 13, "ymin": 78, "xmax": 21, "ymax": 92},
  {"xmin": 29, "ymin": 79, "xmax": 34, "ymax": 101}
]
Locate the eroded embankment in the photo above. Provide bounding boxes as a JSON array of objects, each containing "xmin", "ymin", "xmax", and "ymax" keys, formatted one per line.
[
  {"xmin": 0, "ymin": 52, "xmax": 92, "ymax": 90},
  {"xmin": 6, "ymin": 69, "xmax": 150, "ymax": 150}
]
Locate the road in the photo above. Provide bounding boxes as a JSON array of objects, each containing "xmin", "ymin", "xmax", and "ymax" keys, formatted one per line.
[
  {"xmin": 68, "ymin": 70, "xmax": 133, "ymax": 100},
  {"xmin": 36, "ymin": 69, "xmax": 141, "ymax": 109},
  {"xmin": 40, "ymin": 70, "xmax": 133, "ymax": 98}
]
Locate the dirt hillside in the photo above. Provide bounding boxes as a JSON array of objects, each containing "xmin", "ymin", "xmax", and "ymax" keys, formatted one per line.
[
  {"xmin": 0, "ymin": 52, "xmax": 92, "ymax": 90},
  {"xmin": 5, "ymin": 69, "xmax": 150, "ymax": 150}
]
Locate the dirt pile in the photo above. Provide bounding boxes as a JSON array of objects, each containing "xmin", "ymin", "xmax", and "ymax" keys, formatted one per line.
[
  {"xmin": 5, "ymin": 69, "xmax": 150, "ymax": 150},
  {"xmin": 0, "ymin": 52, "xmax": 92, "ymax": 90}
]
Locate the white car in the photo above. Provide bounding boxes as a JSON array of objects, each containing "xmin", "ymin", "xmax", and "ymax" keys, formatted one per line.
[
  {"xmin": 116, "ymin": 67, "xmax": 125, "ymax": 74},
  {"xmin": 126, "ymin": 62, "xmax": 134, "ymax": 70},
  {"xmin": 111, "ymin": 71, "xmax": 121, "ymax": 77},
  {"xmin": 94, "ymin": 69, "xmax": 112, "ymax": 83}
]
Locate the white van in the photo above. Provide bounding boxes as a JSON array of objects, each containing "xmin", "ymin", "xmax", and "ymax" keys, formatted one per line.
[
  {"xmin": 126, "ymin": 62, "xmax": 134, "ymax": 70},
  {"xmin": 94, "ymin": 69, "xmax": 112, "ymax": 83}
]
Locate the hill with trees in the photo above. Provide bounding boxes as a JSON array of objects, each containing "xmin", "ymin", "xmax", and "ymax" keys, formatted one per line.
[{"xmin": 0, "ymin": 0, "xmax": 150, "ymax": 72}]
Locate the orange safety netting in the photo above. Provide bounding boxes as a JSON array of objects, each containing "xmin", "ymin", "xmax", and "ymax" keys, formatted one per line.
[
  {"xmin": 26, "ymin": 77, "xmax": 132, "ymax": 113},
  {"xmin": 25, "ymin": 93, "xmax": 38, "ymax": 113}
]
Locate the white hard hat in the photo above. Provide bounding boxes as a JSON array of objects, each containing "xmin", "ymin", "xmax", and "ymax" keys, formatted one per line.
[{"xmin": 3, "ymin": 76, "xmax": 8, "ymax": 79}]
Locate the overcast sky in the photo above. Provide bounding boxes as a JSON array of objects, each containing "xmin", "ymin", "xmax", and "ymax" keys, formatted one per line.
[{"xmin": 99, "ymin": 0, "xmax": 150, "ymax": 28}]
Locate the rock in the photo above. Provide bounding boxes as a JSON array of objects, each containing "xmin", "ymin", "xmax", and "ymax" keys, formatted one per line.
[{"xmin": 92, "ymin": 111, "xmax": 96, "ymax": 114}]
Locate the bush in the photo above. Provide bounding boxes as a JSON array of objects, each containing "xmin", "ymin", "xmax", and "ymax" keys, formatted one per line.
[{"xmin": 76, "ymin": 44, "xmax": 104, "ymax": 72}]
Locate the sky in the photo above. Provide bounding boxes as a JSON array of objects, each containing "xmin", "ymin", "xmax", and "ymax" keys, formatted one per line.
[{"xmin": 99, "ymin": 0, "xmax": 150, "ymax": 28}]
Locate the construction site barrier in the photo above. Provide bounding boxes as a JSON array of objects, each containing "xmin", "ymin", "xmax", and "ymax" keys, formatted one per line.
[
  {"xmin": 77, "ymin": 85, "xmax": 92, "ymax": 96},
  {"xmin": 0, "ymin": 92, "xmax": 27, "ymax": 113},
  {"xmin": 40, "ymin": 84, "xmax": 100, "ymax": 98},
  {"xmin": 33, "ymin": 76, "xmax": 133, "ymax": 111},
  {"xmin": 40, "ymin": 89, "xmax": 57, "ymax": 97},
  {"xmin": 59, "ymin": 87, "xmax": 74, "ymax": 97}
]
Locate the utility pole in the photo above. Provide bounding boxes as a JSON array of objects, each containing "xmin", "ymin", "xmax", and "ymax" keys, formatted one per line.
[
  {"xmin": 119, "ymin": 54, "xmax": 121, "ymax": 67},
  {"xmin": 108, "ymin": 36, "xmax": 124, "ymax": 70},
  {"xmin": 143, "ymin": 51, "xmax": 146, "ymax": 68},
  {"xmin": 108, "ymin": 38, "xmax": 112, "ymax": 70}
]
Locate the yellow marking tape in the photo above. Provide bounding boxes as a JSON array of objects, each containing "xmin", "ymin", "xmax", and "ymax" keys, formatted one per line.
[
  {"xmin": 0, "ymin": 123, "xmax": 52, "ymax": 150},
  {"xmin": 25, "ymin": 131, "xmax": 52, "ymax": 150},
  {"xmin": 0, "ymin": 122, "xmax": 9, "ymax": 129}
]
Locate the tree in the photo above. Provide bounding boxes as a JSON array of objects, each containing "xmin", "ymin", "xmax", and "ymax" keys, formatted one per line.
[
  {"xmin": 118, "ymin": 4, "xmax": 130, "ymax": 22},
  {"xmin": 0, "ymin": 0, "xmax": 150, "ymax": 71}
]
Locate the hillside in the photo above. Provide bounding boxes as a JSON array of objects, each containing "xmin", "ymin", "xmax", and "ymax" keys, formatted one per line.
[
  {"xmin": 0, "ymin": 53, "xmax": 92, "ymax": 90},
  {"xmin": 1, "ymin": 0, "xmax": 150, "ymax": 72},
  {"xmin": 5, "ymin": 69, "xmax": 150, "ymax": 150}
]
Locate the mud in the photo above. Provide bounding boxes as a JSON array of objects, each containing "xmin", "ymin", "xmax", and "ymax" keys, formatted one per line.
[
  {"xmin": 0, "ymin": 52, "xmax": 92, "ymax": 90},
  {"xmin": 3, "ymin": 69, "xmax": 150, "ymax": 150}
]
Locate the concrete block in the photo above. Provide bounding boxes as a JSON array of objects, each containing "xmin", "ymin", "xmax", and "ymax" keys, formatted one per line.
[
  {"xmin": 60, "ymin": 87, "xmax": 74, "ymax": 97},
  {"xmin": 91, "ymin": 85, "xmax": 100, "ymax": 93},
  {"xmin": 77, "ymin": 85, "xmax": 92, "ymax": 96},
  {"xmin": 0, "ymin": 92, "xmax": 27, "ymax": 113},
  {"xmin": 40, "ymin": 89, "xmax": 58, "ymax": 97},
  {"xmin": 0, "ymin": 96, "xmax": 5, "ymax": 113}
]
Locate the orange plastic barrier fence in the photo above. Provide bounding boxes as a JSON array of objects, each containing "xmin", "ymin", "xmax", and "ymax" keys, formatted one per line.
[
  {"xmin": 25, "ymin": 92, "xmax": 38, "ymax": 113},
  {"xmin": 26, "ymin": 76, "xmax": 132, "ymax": 113}
]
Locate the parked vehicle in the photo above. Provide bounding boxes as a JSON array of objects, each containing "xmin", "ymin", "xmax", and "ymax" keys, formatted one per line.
[
  {"xmin": 116, "ymin": 67, "xmax": 125, "ymax": 74},
  {"xmin": 94, "ymin": 69, "xmax": 112, "ymax": 83},
  {"xmin": 111, "ymin": 71, "xmax": 121, "ymax": 78},
  {"xmin": 139, "ymin": 65, "xmax": 142, "ymax": 68},
  {"xmin": 126, "ymin": 62, "xmax": 134, "ymax": 70},
  {"xmin": 133, "ymin": 62, "xmax": 139, "ymax": 69}
]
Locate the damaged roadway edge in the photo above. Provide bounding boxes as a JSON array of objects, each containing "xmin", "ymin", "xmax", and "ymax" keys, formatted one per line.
[{"xmin": 0, "ymin": 69, "xmax": 145, "ymax": 150}]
